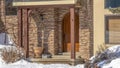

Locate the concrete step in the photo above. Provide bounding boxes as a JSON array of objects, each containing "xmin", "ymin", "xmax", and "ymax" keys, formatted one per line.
[
  {"xmin": 52, "ymin": 55, "xmax": 80, "ymax": 59},
  {"xmin": 29, "ymin": 53, "xmax": 84, "ymax": 65},
  {"xmin": 52, "ymin": 55, "xmax": 71, "ymax": 59},
  {"xmin": 29, "ymin": 58, "xmax": 85, "ymax": 65},
  {"xmin": 62, "ymin": 52, "xmax": 80, "ymax": 56},
  {"xmin": 30, "ymin": 58, "xmax": 71, "ymax": 64}
]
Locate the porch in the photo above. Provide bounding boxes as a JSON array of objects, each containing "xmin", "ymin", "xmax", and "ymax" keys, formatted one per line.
[{"xmin": 12, "ymin": 0, "xmax": 81, "ymax": 64}]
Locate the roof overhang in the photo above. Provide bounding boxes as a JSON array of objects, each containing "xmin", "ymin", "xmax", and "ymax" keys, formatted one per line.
[{"xmin": 13, "ymin": 0, "xmax": 77, "ymax": 7}]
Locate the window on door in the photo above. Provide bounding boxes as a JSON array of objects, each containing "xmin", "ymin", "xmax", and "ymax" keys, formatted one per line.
[{"xmin": 105, "ymin": 16, "xmax": 120, "ymax": 44}]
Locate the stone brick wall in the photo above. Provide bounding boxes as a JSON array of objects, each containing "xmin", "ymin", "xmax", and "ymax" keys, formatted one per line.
[
  {"xmin": 0, "ymin": 0, "xmax": 4, "ymax": 17},
  {"xmin": 79, "ymin": 0, "xmax": 93, "ymax": 59},
  {"xmin": 29, "ymin": 8, "xmax": 59, "ymax": 57},
  {"xmin": 0, "ymin": 0, "xmax": 93, "ymax": 59},
  {"xmin": 5, "ymin": 16, "xmax": 18, "ymax": 45},
  {"xmin": 54, "ymin": 8, "xmax": 69, "ymax": 53},
  {"xmin": 0, "ymin": 0, "xmax": 18, "ymax": 45}
]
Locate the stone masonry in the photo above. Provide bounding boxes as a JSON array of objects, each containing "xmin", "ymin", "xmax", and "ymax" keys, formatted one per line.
[{"xmin": 0, "ymin": 0, "xmax": 93, "ymax": 59}]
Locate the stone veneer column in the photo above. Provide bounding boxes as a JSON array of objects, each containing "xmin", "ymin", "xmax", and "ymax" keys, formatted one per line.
[
  {"xmin": 48, "ymin": 30, "xmax": 56, "ymax": 55},
  {"xmin": 0, "ymin": 0, "xmax": 5, "ymax": 21},
  {"xmin": 79, "ymin": 0, "xmax": 93, "ymax": 59},
  {"xmin": 0, "ymin": 0, "xmax": 5, "ymax": 17},
  {"xmin": 47, "ymin": 8, "xmax": 59, "ymax": 55}
]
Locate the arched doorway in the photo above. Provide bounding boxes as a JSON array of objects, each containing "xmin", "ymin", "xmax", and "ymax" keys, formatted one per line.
[{"xmin": 62, "ymin": 12, "xmax": 79, "ymax": 52}]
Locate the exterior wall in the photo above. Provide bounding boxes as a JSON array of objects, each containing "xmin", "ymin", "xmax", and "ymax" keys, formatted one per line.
[
  {"xmin": 0, "ymin": 0, "xmax": 93, "ymax": 59},
  {"xmin": 79, "ymin": 0, "xmax": 93, "ymax": 59},
  {"xmin": 93, "ymin": 0, "xmax": 113, "ymax": 55},
  {"xmin": 0, "ymin": 0, "xmax": 18, "ymax": 45}
]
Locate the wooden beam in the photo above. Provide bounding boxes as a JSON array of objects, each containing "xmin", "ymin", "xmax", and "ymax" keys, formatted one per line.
[
  {"xmin": 14, "ymin": 4, "xmax": 75, "ymax": 8},
  {"xmin": 70, "ymin": 8, "xmax": 76, "ymax": 59},
  {"xmin": 23, "ymin": 8, "xmax": 29, "ymax": 58},
  {"xmin": 17, "ymin": 8, "xmax": 22, "ymax": 47}
]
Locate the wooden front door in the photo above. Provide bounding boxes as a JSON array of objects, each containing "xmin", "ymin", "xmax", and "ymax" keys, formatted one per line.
[{"xmin": 63, "ymin": 12, "xmax": 79, "ymax": 52}]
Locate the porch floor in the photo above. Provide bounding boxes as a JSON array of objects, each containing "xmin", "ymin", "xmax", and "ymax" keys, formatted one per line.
[{"xmin": 29, "ymin": 52, "xmax": 85, "ymax": 65}]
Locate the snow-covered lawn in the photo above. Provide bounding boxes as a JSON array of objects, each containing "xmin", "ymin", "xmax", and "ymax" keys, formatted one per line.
[
  {"xmin": 0, "ymin": 59, "xmax": 84, "ymax": 68},
  {"xmin": 0, "ymin": 46, "xmax": 84, "ymax": 68}
]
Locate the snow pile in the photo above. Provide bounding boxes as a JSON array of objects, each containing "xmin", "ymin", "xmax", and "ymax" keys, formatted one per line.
[
  {"xmin": 97, "ymin": 45, "xmax": 120, "ymax": 68},
  {"xmin": 102, "ymin": 58, "xmax": 120, "ymax": 68},
  {"xmin": 0, "ymin": 33, "xmax": 14, "ymax": 45},
  {"xmin": 109, "ymin": 58, "xmax": 120, "ymax": 68},
  {"xmin": 43, "ymin": 64, "xmax": 71, "ymax": 68},
  {"xmin": 89, "ymin": 56, "xmax": 96, "ymax": 63},
  {"xmin": 75, "ymin": 64, "xmax": 84, "ymax": 68},
  {"xmin": 104, "ymin": 45, "xmax": 120, "ymax": 59},
  {"xmin": 9, "ymin": 59, "xmax": 31, "ymax": 65}
]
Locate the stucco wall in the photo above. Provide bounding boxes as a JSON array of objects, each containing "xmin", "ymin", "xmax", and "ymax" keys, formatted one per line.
[{"xmin": 93, "ymin": 0, "xmax": 113, "ymax": 55}]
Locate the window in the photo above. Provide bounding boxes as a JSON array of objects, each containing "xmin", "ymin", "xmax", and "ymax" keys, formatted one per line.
[
  {"xmin": 5, "ymin": 0, "xmax": 17, "ymax": 15},
  {"xmin": 105, "ymin": 0, "xmax": 120, "ymax": 8},
  {"xmin": 105, "ymin": 16, "xmax": 120, "ymax": 44}
]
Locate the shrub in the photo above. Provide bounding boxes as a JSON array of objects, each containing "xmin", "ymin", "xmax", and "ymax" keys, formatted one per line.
[
  {"xmin": 85, "ymin": 44, "xmax": 108, "ymax": 68},
  {"xmin": 93, "ymin": 44, "xmax": 108, "ymax": 63},
  {"xmin": 1, "ymin": 46, "xmax": 25, "ymax": 63}
]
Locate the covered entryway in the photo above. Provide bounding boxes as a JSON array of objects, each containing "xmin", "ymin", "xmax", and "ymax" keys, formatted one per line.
[
  {"xmin": 63, "ymin": 12, "xmax": 79, "ymax": 52},
  {"xmin": 13, "ymin": 0, "xmax": 82, "ymax": 64}
]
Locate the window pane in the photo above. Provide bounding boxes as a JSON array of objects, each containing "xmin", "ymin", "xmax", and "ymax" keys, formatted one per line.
[
  {"xmin": 105, "ymin": 16, "xmax": 120, "ymax": 44},
  {"xmin": 105, "ymin": 0, "xmax": 120, "ymax": 8},
  {"xmin": 6, "ymin": 0, "xmax": 17, "ymax": 15}
]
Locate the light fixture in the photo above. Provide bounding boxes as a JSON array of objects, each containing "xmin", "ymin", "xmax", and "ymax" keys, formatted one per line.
[{"xmin": 75, "ymin": 0, "xmax": 81, "ymax": 8}]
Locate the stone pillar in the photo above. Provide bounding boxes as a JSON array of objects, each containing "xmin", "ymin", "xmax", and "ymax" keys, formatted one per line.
[
  {"xmin": 79, "ymin": 0, "xmax": 93, "ymax": 59},
  {"xmin": 47, "ymin": 8, "xmax": 58, "ymax": 55},
  {"xmin": 48, "ymin": 30, "xmax": 56, "ymax": 55}
]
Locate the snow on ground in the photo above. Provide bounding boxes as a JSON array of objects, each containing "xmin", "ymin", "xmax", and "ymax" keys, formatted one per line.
[
  {"xmin": 0, "ymin": 59, "xmax": 84, "ymax": 68},
  {"xmin": 102, "ymin": 58, "xmax": 120, "ymax": 68},
  {"xmin": 0, "ymin": 45, "xmax": 84, "ymax": 68}
]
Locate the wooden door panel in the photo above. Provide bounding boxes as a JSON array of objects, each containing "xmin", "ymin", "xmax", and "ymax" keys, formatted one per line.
[
  {"xmin": 67, "ymin": 43, "xmax": 79, "ymax": 52},
  {"xmin": 63, "ymin": 12, "xmax": 79, "ymax": 52}
]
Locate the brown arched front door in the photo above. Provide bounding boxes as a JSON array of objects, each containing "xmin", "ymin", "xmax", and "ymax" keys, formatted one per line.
[{"xmin": 62, "ymin": 12, "xmax": 79, "ymax": 52}]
